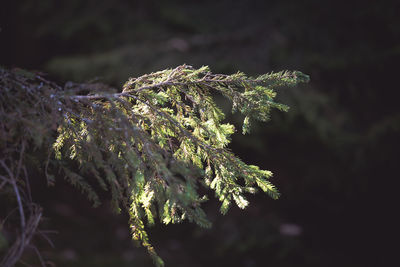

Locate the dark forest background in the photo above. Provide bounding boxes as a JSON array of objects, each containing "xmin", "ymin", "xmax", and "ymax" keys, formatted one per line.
[{"xmin": 1, "ymin": 0, "xmax": 399, "ymax": 266}]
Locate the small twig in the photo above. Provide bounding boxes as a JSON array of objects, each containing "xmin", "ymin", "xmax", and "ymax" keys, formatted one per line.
[
  {"xmin": 38, "ymin": 230, "xmax": 57, "ymax": 248},
  {"xmin": 0, "ymin": 179, "xmax": 8, "ymax": 190},
  {"xmin": 0, "ymin": 206, "xmax": 19, "ymax": 227},
  {"xmin": 0, "ymin": 160, "xmax": 26, "ymax": 233},
  {"xmin": 0, "ymin": 173, "xmax": 11, "ymax": 183},
  {"xmin": 22, "ymin": 166, "xmax": 32, "ymax": 202},
  {"xmin": 0, "ymin": 160, "xmax": 27, "ymax": 267},
  {"xmin": 29, "ymin": 245, "xmax": 46, "ymax": 267},
  {"xmin": 12, "ymin": 179, "xmax": 26, "ymax": 261},
  {"xmin": 166, "ymin": 65, "xmax": 184, "ymax": 81}
]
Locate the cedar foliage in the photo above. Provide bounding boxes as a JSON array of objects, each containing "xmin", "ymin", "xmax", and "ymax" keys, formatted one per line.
[{"xmin": 0, "ymin": 65, "xmax": 309, "ymax": 266}]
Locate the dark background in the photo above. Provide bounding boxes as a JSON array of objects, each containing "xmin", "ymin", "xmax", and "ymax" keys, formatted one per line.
[{"xmin": 1, "ymin": 0, "xmax": 399, "ymax": 266}]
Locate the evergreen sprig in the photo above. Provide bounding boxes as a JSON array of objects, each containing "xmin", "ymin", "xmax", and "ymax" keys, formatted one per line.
[{"xmin": 0, "ymin": 65, "xmax": 309, "ymax": 266}]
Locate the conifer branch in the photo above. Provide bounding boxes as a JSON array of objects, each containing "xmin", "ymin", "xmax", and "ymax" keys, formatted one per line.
[{"xmin": 0, "ymin": 65, "xmax": 309, "ymax": 266}]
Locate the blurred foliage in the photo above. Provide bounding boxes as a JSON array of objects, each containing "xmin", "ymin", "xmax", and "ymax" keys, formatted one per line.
[{"xmin": 1, "ymin": 0, "xmax": 399, "ymax": 266}]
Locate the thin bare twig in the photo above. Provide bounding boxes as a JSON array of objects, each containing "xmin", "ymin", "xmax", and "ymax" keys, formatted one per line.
[
  {"xmin": 16, "ymin": 141, "xmax": 26, "ymax": 184},
  {"xmin": 38, "ymin": 230, "xmax": 57, "ymax": 248},
  {"xmin": 22, "ymin": 166, "xmax": 32, "ymax": 202},
  {"xmin": 0, "ymin": 161, "xmax": 26, "ymax": 266},
  {"xmin": 0, "ymin": 158, "xmax": 44, "ymax": 267},
  {"xmin": 0, "ymin": 178, "xmax": 8, "ymax": 190},
  {"xmin": 29, "ymin": 245, "xmax": 46, "ymax": 267}
]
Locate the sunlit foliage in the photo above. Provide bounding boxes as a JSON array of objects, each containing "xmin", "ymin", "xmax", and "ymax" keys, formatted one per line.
[{"xmin": 0, "ymin": 65, "xmax": 308, "ymax": 266}]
